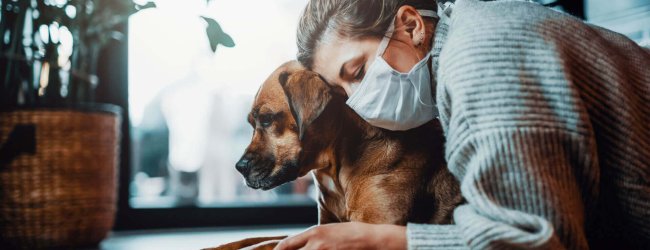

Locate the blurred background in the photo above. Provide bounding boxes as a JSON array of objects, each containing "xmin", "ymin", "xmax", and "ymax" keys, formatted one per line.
[{"xmin": 1, "ymin": 0, "xmax": 648, "ymax": 249}]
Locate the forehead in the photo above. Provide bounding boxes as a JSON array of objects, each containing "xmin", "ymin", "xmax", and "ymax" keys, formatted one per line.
[
  {"xmin": 312, "ymin": 36, "xmax": 381, "ymax": 84},
  {"xmin": 253, "ymin": 80, "xmax": 287, "ymax": 115}
]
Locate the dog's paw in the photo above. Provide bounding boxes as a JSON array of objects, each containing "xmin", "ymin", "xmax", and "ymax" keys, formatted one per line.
[
  {"xmin": 241, "ymin": 239, "xmax": 281, "ymax": 250},
  {"xmin": 203, "ymin": 236, "xmax": 286, "ymax": 250}
]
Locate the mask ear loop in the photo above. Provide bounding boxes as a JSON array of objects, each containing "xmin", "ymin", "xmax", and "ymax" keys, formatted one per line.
[
  {"xmin": 408, "ymin": 10, "xmax": 438, "ymax": 108},
  {"xmin": 407, "ymin": 57, "xmax": 436, "ymax": 107},
  {"xmin": 417, "ymin": 10, "xmax": 439, "ymax": 19},
  {"xmin": 376, "ymin": 18, "xmax": 396, "ymax": 58}
]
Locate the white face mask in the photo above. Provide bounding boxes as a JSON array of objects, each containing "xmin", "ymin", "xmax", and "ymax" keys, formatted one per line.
[{"xmin": 345, "ymin": 10, "xmax": 438, "ymax": 131}]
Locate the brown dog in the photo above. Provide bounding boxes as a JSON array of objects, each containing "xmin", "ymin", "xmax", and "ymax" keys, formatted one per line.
[{"xmin": 207, "ymin": 61, "xmax": 462, "ymax": 249}]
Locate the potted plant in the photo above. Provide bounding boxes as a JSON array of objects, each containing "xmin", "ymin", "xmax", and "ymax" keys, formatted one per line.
[{"xmin": 0, "ymin": 0, "xmax": 233, "ymax": 248}]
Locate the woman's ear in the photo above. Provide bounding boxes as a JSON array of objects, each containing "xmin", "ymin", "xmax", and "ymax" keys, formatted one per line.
[{"xmin": 394, "ymin": 5, "xmax": 427, "ymax": 47}]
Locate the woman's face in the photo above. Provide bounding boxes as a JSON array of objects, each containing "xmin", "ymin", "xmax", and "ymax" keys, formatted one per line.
[
  {"xmin": 311, "ymin": 7, "xmax": 431, "ymax": 96},
  {"xmin": 312, "ymin": 33, "xmax": 424, "ymax": 96}
]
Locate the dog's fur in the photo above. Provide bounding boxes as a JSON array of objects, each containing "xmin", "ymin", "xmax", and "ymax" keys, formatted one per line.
[{"xmin": 207, "ymin": 61, "xmax": 462, "ymax": 250}]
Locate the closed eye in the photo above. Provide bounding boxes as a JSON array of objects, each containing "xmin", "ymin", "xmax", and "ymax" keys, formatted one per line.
[
  {"xmin": 354, "ymin": 63, "xmax": 366, "ymax": 81},
  {"xmin": 340, "ymin": 55, "xmax": 366, "ymax": 83}
]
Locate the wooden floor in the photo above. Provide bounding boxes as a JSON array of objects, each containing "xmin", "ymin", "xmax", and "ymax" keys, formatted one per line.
[{"xmin": 100, "ymin": 225, "xmax": 309, "ymax": 250}]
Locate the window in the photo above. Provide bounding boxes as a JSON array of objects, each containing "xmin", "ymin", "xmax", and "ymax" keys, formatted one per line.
[{"xmin": 118, "ymin": 0, "xmax": 316, "ymax": 229}]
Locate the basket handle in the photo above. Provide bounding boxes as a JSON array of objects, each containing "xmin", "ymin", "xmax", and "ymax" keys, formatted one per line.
[{"xmin": 0, "ymin": 124, "xmax": 36, "ymax": 166}]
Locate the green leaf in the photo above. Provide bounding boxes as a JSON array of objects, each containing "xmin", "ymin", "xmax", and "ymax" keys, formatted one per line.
[
  {"xmin": 135, "ymin": 2, "xmax": 157, "ymax": 11},
  {"xmin": 201, "ymin": 16, "xmax": 235, "ymax": 52}
]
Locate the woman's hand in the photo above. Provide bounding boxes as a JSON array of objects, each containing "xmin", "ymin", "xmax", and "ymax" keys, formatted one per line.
[{"xmin": 273, "ymin": 222, "xmax": 406, "ymax": 250}]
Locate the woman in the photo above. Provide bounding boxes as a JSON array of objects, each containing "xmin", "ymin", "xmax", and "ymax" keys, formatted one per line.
[{"xmin": 276, "ymin": 0, "xmax": 650, "ymax": 249}]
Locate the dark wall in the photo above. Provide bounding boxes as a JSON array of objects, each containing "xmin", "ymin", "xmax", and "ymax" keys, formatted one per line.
[{"xmin": 93, "ymin": 24, "xmax": 132, "ymax": 230}]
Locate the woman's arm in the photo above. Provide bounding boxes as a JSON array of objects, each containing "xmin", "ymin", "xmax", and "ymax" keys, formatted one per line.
[
  {"xmin": 275, "ymin": 222, "xmax": 406, "ymax": 250},
  {"xmin": 406, "ymin": 127, "xmax": 594, "ymax": 249}
]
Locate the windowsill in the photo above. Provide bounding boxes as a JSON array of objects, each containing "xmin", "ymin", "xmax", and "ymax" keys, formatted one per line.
[
  {"xmin": 100, "ymin": 225, "xmax": 309, "ymax": 250},
  {"xmin": 130, "ymin": 194, "xmax": 317, "ymax": 209}
]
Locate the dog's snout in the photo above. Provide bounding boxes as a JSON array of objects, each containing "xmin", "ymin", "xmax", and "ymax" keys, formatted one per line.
[{"xmin": 236, "ymin": 154, "xmax": 254, "ymax": 174}]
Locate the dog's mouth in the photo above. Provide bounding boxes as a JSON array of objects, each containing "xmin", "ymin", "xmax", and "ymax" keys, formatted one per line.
[
  {"xmin": 244, "ymin": 161, "xmax": 300, "ymax": 191},
  {"xmin": 244, "ymin": 168, "xmax": 272, "ymax": 189}
]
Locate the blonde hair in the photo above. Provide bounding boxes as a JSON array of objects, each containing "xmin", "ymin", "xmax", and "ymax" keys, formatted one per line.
[{"xmin": 297, "ymin": 0, "xmax": 437, "ymax": 69}]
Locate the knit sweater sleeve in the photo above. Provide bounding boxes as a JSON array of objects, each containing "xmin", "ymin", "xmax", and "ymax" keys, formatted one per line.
[
  {"xmin": 408, "ymin": 126, "xmax": 594, "ymax": 249},
  {"xmin": 407, "ymin": 1, "xmax": 601, "ymax": 249}
]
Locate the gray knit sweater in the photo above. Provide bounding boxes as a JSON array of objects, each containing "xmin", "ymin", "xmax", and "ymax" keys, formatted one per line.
[{"xmin": 406, "ymin": 0, "xmax": 650, "ymax": 249}]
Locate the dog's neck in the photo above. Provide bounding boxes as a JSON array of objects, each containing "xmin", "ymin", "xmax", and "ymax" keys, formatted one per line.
[
  {"xmin": 300, "ymin": 95, "xmax": 442, "ymax": 198},
  {"xmin": 298, "ymin": 97, "xmax": 355, "ymax": 174},
  {"xmin": 297, "ymin": 96, "xmax": 459, "ymax": 224}
]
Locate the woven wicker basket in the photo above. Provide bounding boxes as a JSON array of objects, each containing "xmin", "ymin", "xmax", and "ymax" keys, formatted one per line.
[{"xmin": 0, "ymin": 105, "xmax": 121, "ymax": 249}]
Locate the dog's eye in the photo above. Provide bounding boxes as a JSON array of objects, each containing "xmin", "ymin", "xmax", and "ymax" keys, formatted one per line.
[{"xmin": 259, "ymin": 114, "xmax": 274, "ymax": 128}]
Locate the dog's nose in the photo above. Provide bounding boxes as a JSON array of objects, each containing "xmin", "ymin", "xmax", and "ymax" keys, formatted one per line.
[{"xmin": 236, "ymin": 154, "xmax": 254, "ymax": 174}]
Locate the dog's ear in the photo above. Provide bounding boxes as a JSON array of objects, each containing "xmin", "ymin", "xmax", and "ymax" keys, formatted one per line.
[{"xmin": 279, "ymin": 70, "xmax": 332, "ymax": 139}]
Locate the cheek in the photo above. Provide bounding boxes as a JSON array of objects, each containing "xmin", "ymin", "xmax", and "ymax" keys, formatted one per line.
[{"xmin": 382, "ymin": 42, "xmax": 419, "ymax": 73}]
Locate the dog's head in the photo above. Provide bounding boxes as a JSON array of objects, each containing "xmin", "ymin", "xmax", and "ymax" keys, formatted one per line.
[{"xmin": 236, "ymin": 61, "xmax": 337, "ymax": 190}]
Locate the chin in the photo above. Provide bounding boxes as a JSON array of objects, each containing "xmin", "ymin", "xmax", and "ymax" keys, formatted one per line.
[{"xmin": 245, "ymin": 163, "xmax": 300, "ymax": 190}]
